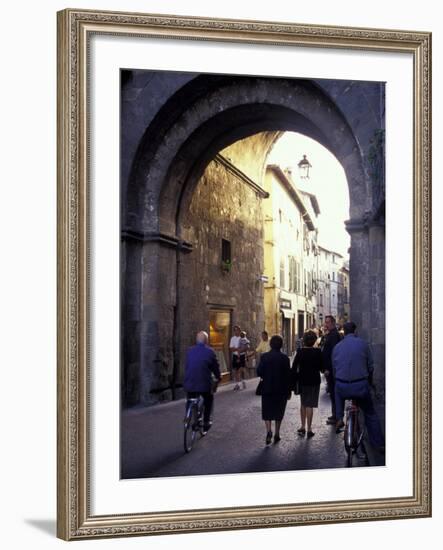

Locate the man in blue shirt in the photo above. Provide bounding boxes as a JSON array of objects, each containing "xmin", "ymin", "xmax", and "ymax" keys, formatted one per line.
[
  {"xmin": 332, "ymin": 321, "xmax": 384, "ymax": 449},
  {"xmin": 184, "ymin": 331, "xmax": 221, "ymax": 432}
]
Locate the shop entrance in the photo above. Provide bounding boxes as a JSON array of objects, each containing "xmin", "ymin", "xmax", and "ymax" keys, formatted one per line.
[
  {"xmin": 209, "ymin": 309, "xmax": 232, "ymax": 383},
  {"xmin": 298, "ymin": 311, "xmax": 305, "ymax": 338},
  {"xmin": 281, "ymin": 314, "xmax": 292, "ymax": 356}
]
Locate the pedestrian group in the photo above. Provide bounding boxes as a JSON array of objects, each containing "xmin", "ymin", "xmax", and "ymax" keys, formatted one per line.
[{"xmin": 183, "ymin": 316, "xmax": 384, "ymax": 451}]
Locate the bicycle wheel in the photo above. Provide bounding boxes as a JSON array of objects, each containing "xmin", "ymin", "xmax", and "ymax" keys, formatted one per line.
[
  {"xmin": 344, "ymin": 413, "xmax": 354, "ymax": 467},
  {"xmin": 184, "ymin": 405, "xmax": 197, "ymax": 453}
]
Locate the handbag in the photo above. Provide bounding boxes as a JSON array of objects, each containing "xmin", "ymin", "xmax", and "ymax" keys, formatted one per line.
[
  {"xmin": 292, "ymin": 368, "xmax": 300, "ymax": 395},
  {"xmin": 255, "ymin": 379, "xmax": 264, "ymax": 396},
  {"xmin": 293, "ymin": 378, "xmax": 300, "ymax": 395}
]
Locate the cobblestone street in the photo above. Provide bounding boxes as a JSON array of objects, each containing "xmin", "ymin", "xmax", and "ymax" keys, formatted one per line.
[{"xmin": 121, "ymin": 377, "xmax": 369, "ymax": 479}]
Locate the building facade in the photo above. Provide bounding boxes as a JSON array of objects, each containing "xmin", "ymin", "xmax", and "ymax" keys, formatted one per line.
[
  {"xmin": 179, "ymin": 153, "xmax": 268, "ymax": 383},
  {"xmin": 337, "ymin": 262, "xmax": 351, "ymax": 325},
  {"xmin": 122, "ymin": 149, "xmax": 268, "ymax": 406},
  {"xmin": 263, "ymin": 165, "xmax": 319, "ymax": 356},
  {"xmin": 316, "ymin": 246, "xmax": 350, "ymax": 327}
]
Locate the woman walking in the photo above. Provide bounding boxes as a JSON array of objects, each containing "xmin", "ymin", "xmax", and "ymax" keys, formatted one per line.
[
  {"xmin": 291, "ymin": 330, "xmax": 324, "ymax": 438},
  {"xmin": 257, "ymin": 335, "xmax": 291, "ymax": 445}
]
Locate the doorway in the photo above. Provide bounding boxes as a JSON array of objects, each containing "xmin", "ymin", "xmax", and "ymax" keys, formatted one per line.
[
  {"xmin": 209, "ymin": 309, "xmax": 231, "ymax": 383},
  {"xmin": 298, "ymin": 311, "xmax": 305, "ymax": 339},
  {"xmin": 281, "ymin": 314, "xmax": 292, "ymax": 356}
]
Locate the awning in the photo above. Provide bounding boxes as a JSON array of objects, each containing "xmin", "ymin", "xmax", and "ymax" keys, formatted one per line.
[{"xmin": 281, "ymin": 309, "xmax": 295, "ymax": 319}]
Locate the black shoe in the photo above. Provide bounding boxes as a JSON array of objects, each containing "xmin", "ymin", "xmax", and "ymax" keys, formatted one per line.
[
  {"xmin": 203, "ymin": 423, "xmax": 212, "ymax": 433},
  {"xmin": 326, "ymin": 418, "xmax": 337, "ymax": 425},
  {"xmin": 266, "ymin": 431, "xmax": 273, "ymax": 445},
  {"xmin": 273, "ymin": 434, "xmax": 281, "ymax": 444},
  {"xmin": 307, "ymin": 431, "xmax": 315, "ymax": 438},
  {"xmin": 297, "ymin": 428, "xmax": 306, "ymax": 436}
]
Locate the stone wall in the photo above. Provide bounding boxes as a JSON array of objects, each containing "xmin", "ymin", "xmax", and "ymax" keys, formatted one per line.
[
  {"xmin": 120, "ymin": 69, "xmax": 197, "ymax": 210},
  {"xmin": 178, "ymin": 156, "xmax": 266, "ymax": 379},
  {"xmin": 120, "ymin": 70, "xmax": 385, "ymax": 409}
]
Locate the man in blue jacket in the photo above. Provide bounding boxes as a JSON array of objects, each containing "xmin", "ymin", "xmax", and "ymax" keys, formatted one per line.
[
  {"xmin": 184, "ymin": 331, "xmax": 221, "ymax": 433},
  {"xmin": 332, "ymin": 321, "xmax": 384, "ymax": 450}
]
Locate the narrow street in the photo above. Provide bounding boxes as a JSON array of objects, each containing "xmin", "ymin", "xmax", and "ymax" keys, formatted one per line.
[{"xmin": 121, "ymin": 377, "xmax": 368, "ymax": 479}]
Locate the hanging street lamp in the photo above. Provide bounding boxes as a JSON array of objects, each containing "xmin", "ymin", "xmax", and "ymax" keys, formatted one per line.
[{"xmin": 297, "ymin": 154, "xmax": 312, "ymax": 179}]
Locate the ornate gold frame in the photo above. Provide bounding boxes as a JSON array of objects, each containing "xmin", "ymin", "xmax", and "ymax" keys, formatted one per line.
[{"xmin": 57, "ymin": 8, "xmax": 431, "ymax": 540}]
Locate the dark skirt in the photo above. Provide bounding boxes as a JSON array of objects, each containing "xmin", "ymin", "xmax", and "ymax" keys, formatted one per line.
[
  {"xmin": 300, "ymin": 384, "xmax": 320, "ymax": 408},
  {"xmin": 261, "ymin": 394, "xmax": 288, "ymax": 421}
]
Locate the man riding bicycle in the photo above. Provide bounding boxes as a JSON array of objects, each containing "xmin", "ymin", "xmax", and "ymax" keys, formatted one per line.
[
  {"xmin": 183, "ymin": 331, "xmax": 221, "ymax": 434},
  {"xmin": 332, "ymin": 321, "xmax": 385, "ymax": 451}
]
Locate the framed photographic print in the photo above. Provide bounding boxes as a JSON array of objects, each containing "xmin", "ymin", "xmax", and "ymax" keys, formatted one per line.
[{"xmin": 57, "ymin": 8, "xmax": 431, "ymax": 540}]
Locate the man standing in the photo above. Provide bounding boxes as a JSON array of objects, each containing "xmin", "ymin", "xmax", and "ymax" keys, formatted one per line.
[
  {"xmin": 184, "ymin": 331, "xmax": 221, "ymax": 433},
  {"xmin": 229, "ymin": 325, "xmax": 243, "ymax": 391},
  {"xmin": 332, "ymin": 322, "xmax": 384, "ymax": 449},
  {"xmin": 321, "ymin": 315, "xmax": 341, "ymax": 425}
]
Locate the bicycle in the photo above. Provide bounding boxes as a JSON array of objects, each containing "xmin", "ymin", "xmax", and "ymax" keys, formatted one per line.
[
  {"xmin": 183, "ymin": 395, "xmax": 205, "ymax": 453},
  {"xmin": 343, "ymin": 399, "xmax": 365, "ymax": 467}
]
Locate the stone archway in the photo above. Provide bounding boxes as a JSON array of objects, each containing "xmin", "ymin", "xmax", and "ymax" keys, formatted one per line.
[{"xmin": 121, "ymin": 74, "xmax": 385, "ymax": 407}]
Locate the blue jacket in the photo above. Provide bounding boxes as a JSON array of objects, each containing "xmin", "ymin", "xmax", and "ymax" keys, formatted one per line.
[
  {"xmin": 183, "ymin": 343, "xmax": 221, "ymax": 393},
  {"xmin": 332, "ymin": 334, "xmax": 374, "ymax": 382}
]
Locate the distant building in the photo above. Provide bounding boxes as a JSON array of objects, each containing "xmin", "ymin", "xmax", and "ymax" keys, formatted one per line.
[
  {"xmin": 300, "ymin": 190, "xmax": 321, "ymax": 331},
  {"xmin": 315, "ymin": 245, "xmax": 353, "ymax": 328},
  {"xmin": 337, "ymin": 262, "xmax": 350, "ymax": 325}
]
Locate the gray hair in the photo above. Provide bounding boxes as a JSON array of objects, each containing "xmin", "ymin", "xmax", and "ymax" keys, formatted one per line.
[{"xmin": 196, "ymin": 331, "xmax": 209, "ymax": 344}]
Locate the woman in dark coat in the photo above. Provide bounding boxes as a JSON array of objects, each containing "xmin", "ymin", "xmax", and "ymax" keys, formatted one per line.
[
  {"xmin": 256, "ymin": 334, "xmax": 291, "ymax": 445},
  {"xmin": 291, "ymin": 330, "xmax": 324, "ymax": 438}
]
